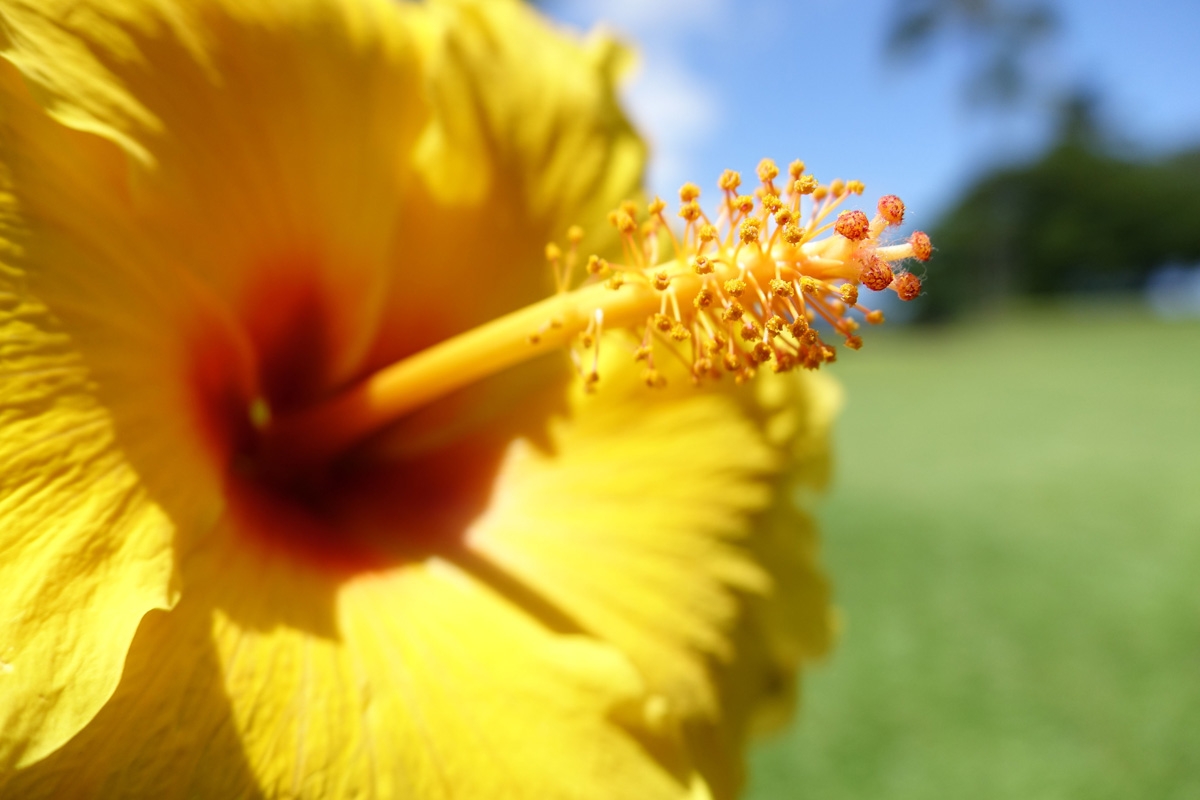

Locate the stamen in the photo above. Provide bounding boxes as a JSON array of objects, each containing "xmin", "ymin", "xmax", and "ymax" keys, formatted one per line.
[
  {"xmin": 834, "ymin": 210, "xmax": 871, "ymax": 241},
  {"xmin": 266, "ymin": 161, "xmax": 933, "ymax": 461},
  {"xmin": 895, "ymin": 272, "xmax": 923, "ymax": 301},
  {"xmin": 877, "ymin": 195, "xmax": 906, "ymax": 226}
]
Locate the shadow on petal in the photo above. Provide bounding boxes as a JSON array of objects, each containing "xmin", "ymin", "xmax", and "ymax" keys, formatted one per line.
[{"xmin": 3, "ymin": 603, "xmax": 264, "ymax": 799}]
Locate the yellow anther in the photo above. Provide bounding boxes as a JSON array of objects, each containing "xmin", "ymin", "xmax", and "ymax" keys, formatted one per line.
[
  {"xmin": 761, "ymin": 193, "xmax": 782, "ymax": 213},
  {"xmin": 606, "ymin": 273, "xmax": 625, "ymax": 290},
  {"xmin": 723, "ymin": 351, "xmax": 741, "ymax": 371},
  {"xmin": 721, "ymin": 301, "xmax": 745, "ymax": 322},
  {"xmin": 772, "ymin": 351, "xmax": 796, "ymax": 373},
  {"xmin": 757, "ymin": 158, "xmax": 779, "ymax": 183},
  {"xmin": 769, "ymin": 278, "xmax": 795, "ymax": 297},
  {"xmin": 567, "ymin": 225, "xmax": 585, "ymax": 245},
  {"xmin": 812, "ymin": 185, "xmax": 829, "ymax": 201},
  {"xmin": 678, "ymin": 201, "xmax": 702, "ymax": 222},
  {"xmin": 642, "ymin": 368, "xmax": 665, "ymax": 388},
  {"xmin": 679, "ymin": 182, "xmax": 702, "ymax": 202},
  {"xmin": 788, "ymin": 159, "xmax": 806, "ymax": 180},
  {"xmin": 694, "ymin": 288, "xmax": 715, "ymax": 309},
  {"xmin": 765, "ymin": 315, "xmax": 785, "ymax": 335},
  {"xmin": 733, "ymin": 194, "xmax": 756, "ymax": 213},
  {"xmin": 799, "ymin": 276, "xmax": 821, "ymax": 294},
  {"xmin": 751, "ymin": 341, "xmax": 773, "ymax": 363},
  {"xmin": 718, "ymin": 169, "xmax": 742, "ymax": 191},
  {"xmin": 829, "ymin": 178, "xmax": 846, "ymax": 196},
  {"xmin": 647, "ymin": 197, "xmax": 667, "ymax": 215},
  {"xmin": 653, "ymin": 271, "xmax": 672, "ymax": 291},
  {"xmin": 724, "ymin": 278, "xmax": 746, "ymax": 297},
  {"xmin": 620, "ymin": 200, "xmax": 640, "ymax": 218},
  {"xmin": 693, "ymin": 256, "xmax": 714, "ymax": 275},
  {"xmin": 654, "ymin": 313, "xmax": 674, "ymax": 332},
  {"xmin": 789, "ymin": 318, "xmax": 809, "ymax": 339},
  {"xmin": 615, "ymin": 211, "xmax": 637, "ymax": 234},
  {"xmin": 670, "ymin": 324, "xmax": 691, "ymax": 341},
  {"xmin": 739, "ymin": 219, "xmax": 761, "ymax": 245},
  {"xmin": 793, "ymin": 175, "xmax": 818, "ymax": 195},
  {"xmin": 845, "ymin": 335, "xmax": 864, "ymax": 350},
  {"xmin": 774, "ymin": 208, "xmax": 796, "ymax": 226},
  {"xmin": 634, "ymin": 345, "xmax": 652, "ymax": 361},
  {"xmin": 698, "ymin": 223, "xmax": 719, "ymax": 245},
  {"xmin": 840, "ymin": 284, "xmax": 859, "ymax": 306},
  {"xmin": 866, "ymin": 310, "xmax": 885, "ymax": 325},
  {"xmin": 544, "ymin": 243, "xmax": 562, "ymax": 261},
  {"xmin": 846, "ymin": 180, "xmax": 865, "ymax": 195},
  {"xmin": 740, "ymin": 320, "xmax": 761, "ymax": 341},
  {"xmin": 782, "ymin": 223, "xmax": 804, "ymax": 245}
]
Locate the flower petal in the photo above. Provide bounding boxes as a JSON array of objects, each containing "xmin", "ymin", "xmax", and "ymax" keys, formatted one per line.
[
  {"xmin": 744, "ymin": 370, "xmax": 840, "ymax": 678},
  {"xmin": 0, "ymin": 59, "xmax": 230, "ymax": 769},
  {"xmin": 366, "ymin": 0, "xmax": 650, "ymax": 476},
  {"xmin": 0, "ymin": 291, "xmax": 178, "ymax": 770},
  {"xmin": 0, "ymin": 0, "xmax": 643, "ymax": 419},
  {"xmin": 662, "ymin": 372, "xmax": 840, "ymax": 793},
  {"xmin": 1, "ymin": 0, "xmax": 431, "ymax": 388},
  {"xmin": 367, "ymin": 0, "xmax": 647, "ymax": 367},
  {"xmin": 411, "ymin": 0, "xmax": 644, "ymax": 238},
  {"xmin": 4, "ymin": 522, "xmax": 700, "ymax": 799},
  {"xmin": 467, "ymin": 344, "xmax": 838, "ymax": 791}
]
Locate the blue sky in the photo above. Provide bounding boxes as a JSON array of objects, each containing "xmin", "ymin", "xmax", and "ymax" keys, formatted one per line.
[{"xmin": 543, "ymin": 0, "xmax": 1200, "ymax": 229}]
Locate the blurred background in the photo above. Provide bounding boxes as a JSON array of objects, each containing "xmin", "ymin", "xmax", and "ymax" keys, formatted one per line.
[{"xmin": 538, "ymin": 1, "xmax": 1200, "ymax": 796}]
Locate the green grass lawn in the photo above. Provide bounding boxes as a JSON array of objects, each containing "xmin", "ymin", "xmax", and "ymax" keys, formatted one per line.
[{"xmin": 747, "ymin": 302, "xmax": 1200, "ymax": 800}]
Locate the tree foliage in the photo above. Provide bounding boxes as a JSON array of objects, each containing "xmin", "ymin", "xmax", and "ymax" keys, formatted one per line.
[
  {"xmin": 886, "ymin": 0, "xmax": 1059, "ymax": 108},
  {"xmin": 917, "ymin": 142, "xmax": 1200, "ymax": 321}
]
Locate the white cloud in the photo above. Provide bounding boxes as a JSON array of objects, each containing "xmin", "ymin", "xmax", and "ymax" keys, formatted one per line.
[{"xmin": 622, "ymin": 57, "xmax": 719, "ymax": 195}]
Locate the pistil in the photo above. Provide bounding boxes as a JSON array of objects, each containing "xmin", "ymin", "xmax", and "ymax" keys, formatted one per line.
[{"xmin": 265, "ymin": 160, "xmax": 932, "ymax": 463}]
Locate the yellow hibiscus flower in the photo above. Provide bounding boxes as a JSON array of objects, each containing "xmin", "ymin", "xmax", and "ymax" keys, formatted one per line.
[{"xmin": 0, "ymin": 0, "xmax": 930, "ymax": 797}]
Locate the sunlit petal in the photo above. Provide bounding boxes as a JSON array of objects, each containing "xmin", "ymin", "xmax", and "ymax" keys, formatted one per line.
[
  {"xmin": 0, "ymin": 292, "xmax": 178, "ymax": 770},
  {"xmin": 3, "ymin": 521, "xmax": 698, "ymax": 799},
  {"xmin": 469, "ymin": 345, "xmax": 837, "ymax": 791}
]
